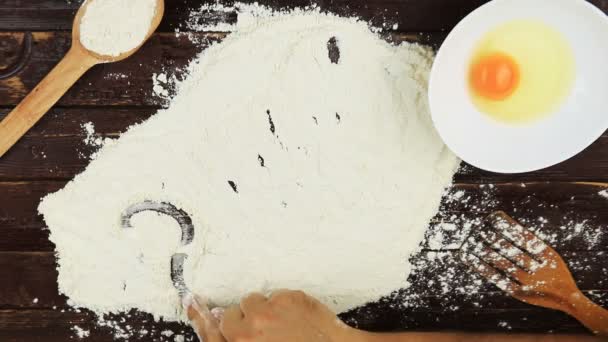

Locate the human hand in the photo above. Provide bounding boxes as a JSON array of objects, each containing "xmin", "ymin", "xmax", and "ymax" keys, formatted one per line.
[
  {"xmin": 184, "ymin": 290, "xmax": 361, "ymax": 342},
  {"xmin": 183, "ymin": 294, "xmax": 226, "ymax": 342}
]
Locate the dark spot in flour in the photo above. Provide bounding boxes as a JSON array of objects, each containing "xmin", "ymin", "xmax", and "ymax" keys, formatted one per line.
[
  {"xmin": 266, "ymin": 110, "xmax": 276, "ymax": 135},
  {"xmin": 122, "ymin": 282, "xmax": 127, "ymax": 291},
  {"xmin": 327, "ymin": 37, "xmax": 340, "ymax": 64},
  {"xmin": 336, "ymin": 112, "xmax": 341, "ymax": 123},
  {"xmin": 258, "ymin": 154, "xmax": 265, "ymax": 167},
  {"xmin": 281, "ymin": 201, "xmax": 288, "ymax": 208},
  {"xmin": 228, "ymin": 180, "xmax": 238, "ymax": 193},
  {"xmin": 312, "ymin": 116, "xmax": 318, "ymax": 125},
  {"xmin": 161, "ymin": 182, "xmax": 165, "ymax": 190}
]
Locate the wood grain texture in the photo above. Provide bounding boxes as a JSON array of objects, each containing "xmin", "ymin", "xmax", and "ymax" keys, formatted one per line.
[
  {"xmin": 0, "ymin": 45, "xmax": 100, "ymax": 157},
  {"xmin": 0, "ymin": 0, "xmax": 488, "ymax": 32},
  {"xmin": 1, "ymin": 181, "xmax": 606, "ymax": 335},
  {"xmin": 0, "ymin": 108, "xmax": 156, "ymax": 181},
  {"xmin": 1, "ymin": 0, "xmax": 608, "ymax": 338},
  {"xmin": 0, "ymin": 309, "xmax": 191, "ymax": 342},
  {"xmin": 0, "ymin": 32, "xmax": 217, "ymax": 106},
  {"xmin": 0, "ymin": 250, "xmax": 605, "ymax": 335},
  {"xmin": 0, "ymin": 311, "xmax": 600, "ymax": 341},
  {"xmin": 2, "ymin": 181, "xmax": 607, "ymax": 252},
  {"xmin": 1, "ymin": 0, "xmax": 606, "ymax": 32}
]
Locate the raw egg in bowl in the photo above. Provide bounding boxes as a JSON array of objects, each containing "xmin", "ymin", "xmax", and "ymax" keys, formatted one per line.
[{"xmin": 429, "ymin": 0, "xmax": 608, "ymax": 173}]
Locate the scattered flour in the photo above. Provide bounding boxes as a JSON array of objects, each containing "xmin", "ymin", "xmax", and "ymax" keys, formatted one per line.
[
  {"xmin": 184, "ymin": 2, "xmax": 238, "ymax": 32},
  {"xmin": 82, "ymin": 122, "xmax": 103, "ymax": 147},
  {"xmin": 81, "ymin": 122, "xmax": 108, "ymax": 160},
  {"xmin": 152, "ymin": 72, "xmax": 170, "ymax": 98},
  {"xmin": 72, "ymin": 325, "xmax": 91, "ymax": 338},
  {"xmin": 599, "ymin": 189, "xmax": 608, "ymax": 199},
  {"xmin": 40, "ymin": 9, "xmax": 459, "ymax": 321},
  {"xmin": 152, "ymin": 72, "xmax": 180, "ymax": 103},
  {"xmin": 182, "ymin": 3, "xmax": 399, "ymax": 34},
  {"xmin": 161, "ymin": 329, "xmax": 175, "ymax": 337},
  {"xmin": 105, "ymin": 72, "xmax": 129, "ymax": 80},
  {"xmin": 80, "ymin": 0, "xmax": 157, "ymax": 56}
]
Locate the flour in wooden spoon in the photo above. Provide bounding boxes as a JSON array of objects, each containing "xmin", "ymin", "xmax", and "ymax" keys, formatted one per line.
[
  {"xmin": 79, "ymin": 0, "xmax": 157, "ymax": 56},
  {"xmin": 40, "ymin": 9, "xmax": 459, "ymax": 321}
]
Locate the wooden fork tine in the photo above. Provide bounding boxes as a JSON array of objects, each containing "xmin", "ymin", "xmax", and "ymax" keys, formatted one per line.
[
  {"xmin": 478, "ymin": 228, "xmax": 543, "ymax": 273},
  {"xmin": 471, "ymin": 241, "xmax": 531, "ymax": 284},
  {"xmin": 488, "ymin": 211, "xmax": 550, "ymax": 258},
  {"xmin": 458, "ymin": 250, "xmax": 519, "ymax": 294}
]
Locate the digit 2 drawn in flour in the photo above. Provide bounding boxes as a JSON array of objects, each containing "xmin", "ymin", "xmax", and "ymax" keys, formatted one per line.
[{"xmin": 121, "ymin": 201, "xmax": 195, "ymax": 297}]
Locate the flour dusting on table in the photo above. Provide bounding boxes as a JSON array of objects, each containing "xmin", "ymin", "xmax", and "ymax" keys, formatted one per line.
[{"xmin": 40, "ymin": 9, "xmax": 459, "ymax": 321}]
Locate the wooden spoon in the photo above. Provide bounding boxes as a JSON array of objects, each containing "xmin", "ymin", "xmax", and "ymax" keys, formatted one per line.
[
  {"xmin": 0, "ymin": 0, "xmax": 165, "ymax": 158},
  {"xmin": 461, "ymin": 211, "xmax": 608, "ymax": 336}
]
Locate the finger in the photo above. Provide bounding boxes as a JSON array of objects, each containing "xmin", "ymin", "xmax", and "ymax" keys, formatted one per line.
[
  {"xmin": 240, "ymin": 292, "xmax": 267, "ymax": 316},
  {"xmin": 183, "ymin": 294, "xmax": 226, "ymax": 342},
  {"xmin": 268, "ymin": 289, "xmax": 296, "ymax": 304},
  {"xmin": 269, "ymin": 289, "xmax": 311, "ymax": 305},
  {"xmin": 269, "ymin": 289, "xmax": 291, "ymax": 299},
  {"xmin": 219, "ymin": 304, "xmax": 246, "ymax": 339},
  {"xmin": 211, "ymin": 307, "xmax": 225, "ymax": 322}
]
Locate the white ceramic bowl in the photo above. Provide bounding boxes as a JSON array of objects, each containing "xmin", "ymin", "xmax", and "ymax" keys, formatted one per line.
[{"xmin": 429, "ymin": 0, "xmax": 608, "ymax": 173}]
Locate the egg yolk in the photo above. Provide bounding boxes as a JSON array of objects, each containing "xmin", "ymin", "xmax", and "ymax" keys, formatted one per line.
[{"xmin": 469, "ymin": 53, "xmax": 520, "ymax": 101}]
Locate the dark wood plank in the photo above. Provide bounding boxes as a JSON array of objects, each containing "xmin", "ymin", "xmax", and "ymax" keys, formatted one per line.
[
  {"xmin": 0, "ymin": 309, "xmax": 599, "ymax": 340},
  {"xmin": 0, "ymin": 252, "xmax": 66, "ymax": 309},
  {"xmin": 0, "ymin": 309, "xmax": 193, "ymax": 342},
  {"xmin": 0, "ymin": 108, "xmax": 156, "ymax": 181},
  {"xmin": 344, "ymin": 307, "xmax": 596, "ymax": 334},
  {"xmin": 0, "ymin": 33, "xmax": 24, "ymax": 71},
  {"xmin": 2, "ymin": 181, "xmax": 608, "ymax": 252},
  {"xmin": 0, "ymin": 181, "xmax": 64, "ymax": 232},
  {"xmin": 0, "ymin": 251, "xmax": 605, "ymax": 335},
  {"xmin": 457, "ymin": 139, "xmax": 608, "ymax": 182},
  {"xmin": 5, "ymin": 0, "xmax": 607, "ymax": 32},
  {"xmin": 0, "ymin": 227, "xmax": 53, "ymax": 252},
  {"xmin": 423, "ymin": 182, "xmax": 608, "ymax": 251},
  {"xmin": 1, "ymin": 0, "xmax": 606, "ymax": 32},
  {"xmin": 1, "ymin": 250, "xmax": 606, "ymax": 308},
  {"xmin": 0, "ymin": 32, "xmax": 216, "ymax": 107},
  {"xmin": 0, "ymin": 1, "xmax": 606, "ymax": 339},
  {"xmin": 1, "ymin": 179, "xmax": 606, "ymax": 335},
  {"xmin": 0, "ymin": 0, "xmax": 495, "ymax": 32},
  {"xmin": 347, "ymin": 252, "xmax": 608, "ymax": 333}
]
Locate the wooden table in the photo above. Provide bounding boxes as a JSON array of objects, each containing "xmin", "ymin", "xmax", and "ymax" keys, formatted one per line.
[{"xmin": 1, "ymin": 0, "xmax": 607, "ymax": 340}]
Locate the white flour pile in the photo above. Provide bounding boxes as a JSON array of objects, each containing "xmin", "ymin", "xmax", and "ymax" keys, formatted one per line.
[
  {"xmin": 80, "ymin": 0, "xmax": 157, "ymax": 56},
  {"xmin": 40, "ymin": 9, "xmax": 459, "ymax": 321}
]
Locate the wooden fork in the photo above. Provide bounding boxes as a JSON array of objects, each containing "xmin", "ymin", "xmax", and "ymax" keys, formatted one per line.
[{"xmin": 460, "ymin": 211, "xmax": 608, "ymax": 336}]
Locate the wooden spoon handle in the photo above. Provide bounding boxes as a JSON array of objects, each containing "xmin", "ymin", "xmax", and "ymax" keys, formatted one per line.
[
  {"xmin": 566, "ymin": 292, "xmax": 608, "ymax": 336},
  {"xmin": 0, "ymin": 47, "xmax": 97, "ymax": 158}
]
